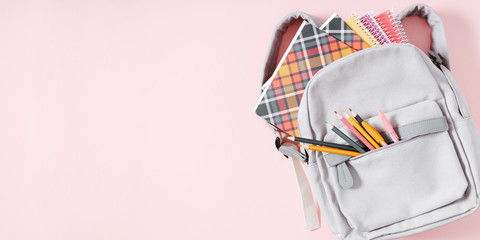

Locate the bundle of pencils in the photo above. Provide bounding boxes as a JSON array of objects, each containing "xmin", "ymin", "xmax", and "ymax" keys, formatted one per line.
[{"xmin": 295, "ymin": 108, "xmax": 400, "ymax": 157}]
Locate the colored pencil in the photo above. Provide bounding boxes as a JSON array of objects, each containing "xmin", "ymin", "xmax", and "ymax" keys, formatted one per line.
[
  {"xmin": 286, "ymin": 136, "xmax": 358, "ymax": 152},
  {"xmin": 362, "ymin": 122, "xmax": 388, "ymax": 147},
  {"xmin": 335, "ymin": 111, "xmax": 375, "ymax": 151},
  {"xmin": 343, "ymin": 110, "xmax": 380, "ymax": 149},
  {"xmin": 349, "ymin": 108, "xmax": 388, "ymax": 147},
  {"xmin": 378, "ymin": 109, "xmax": 400, "ymax": 142},
  {"xmin": 349, "ymin": 108, "xmax": 364, "ymax": 124},
  {"xmin": 299, "ymin": 144, "xmax": 361, "ymax": 157},
  {"xmin": 325, "ymin": 121, "xmax": 366, "ymax": 153}
]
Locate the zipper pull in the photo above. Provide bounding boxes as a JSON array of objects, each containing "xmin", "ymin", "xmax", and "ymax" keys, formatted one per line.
[{"xmin": 428, "ymin": 50, "xmax": 443, "ymax": 68}]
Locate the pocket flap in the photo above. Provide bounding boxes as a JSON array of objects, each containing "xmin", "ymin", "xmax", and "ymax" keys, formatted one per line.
[{"xmin": 325, "ymin": 116, "xmax": 449, "ymax": 167}]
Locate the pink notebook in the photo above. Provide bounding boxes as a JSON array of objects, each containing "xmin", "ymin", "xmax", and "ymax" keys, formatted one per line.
[
  {"xmin": 375, "ymin": 10, "xmax": 408, "ymax": 43},
  {"xmin": 359, "ymin": 12, "xmax": 391, "ymax": 45}
]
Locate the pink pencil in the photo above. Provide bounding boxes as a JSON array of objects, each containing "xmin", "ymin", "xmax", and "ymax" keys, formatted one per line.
[
  {"xmin": 378, "ymin": 110, "xmax": 400, "ymax": 142},
  {"xmin": 334, "ymin": 111, "xmax": 376, "ymax": 151}
]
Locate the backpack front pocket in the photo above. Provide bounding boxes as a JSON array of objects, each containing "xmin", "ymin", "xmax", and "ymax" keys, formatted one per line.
[
  {"xmin": 338, "ymin": 131, "xmax": 466, "ymax": 231},
  {"xmin": 321, "ymin": 100, "xmax": 468, "ymax": 231}
]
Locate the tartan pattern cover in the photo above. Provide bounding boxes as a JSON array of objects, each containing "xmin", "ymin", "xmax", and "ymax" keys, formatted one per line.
[
  {"xmin": 320, "ymin": 13, "xmax": 369, "ymax": 51},
  {"xmin": 255, "ymin": 22, "xmax": 356, "ymax": 137}
]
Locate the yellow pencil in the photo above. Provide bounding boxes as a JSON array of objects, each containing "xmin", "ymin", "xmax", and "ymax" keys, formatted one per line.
[
  {"xmin": 299, "ymin": 144, "xmax": 361, "ymax": 157},
  {"xmin": 343, "ymin": 110, "xmax": 380, "ymax": 149},
  {"xmin": 349, "ymin": 108, "xmax": 388, "ymax": 147},
  {"xmin": 362, "ymin": 122, "xmax": 388, "ymax": 147}
]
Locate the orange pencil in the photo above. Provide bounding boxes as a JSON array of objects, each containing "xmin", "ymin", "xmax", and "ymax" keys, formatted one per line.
[
  {"xmin": 343, "ymin": 110, "xmax": 380, "ymax": 149},
  {"xmin": 299, "ymin": 144, "xmax": 361, "ymax": 157},
  {"xmin": 349, "ymin": 108, "xmax": 387, "ymax": 147}
]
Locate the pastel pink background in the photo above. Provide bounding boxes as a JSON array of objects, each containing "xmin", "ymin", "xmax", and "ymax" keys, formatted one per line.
[{"xmin": 0, "ymin": 0, "xmax": 479, "ymax": 239}]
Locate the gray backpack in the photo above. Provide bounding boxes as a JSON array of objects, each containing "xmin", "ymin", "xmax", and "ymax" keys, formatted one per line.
[{"xmin": 261, "ymin": 4, "xmax": 480, "ymax": 239}]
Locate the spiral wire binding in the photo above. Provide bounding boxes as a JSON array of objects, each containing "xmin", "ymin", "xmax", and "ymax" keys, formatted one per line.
[
  {"xmin": 394, "ymin": 18, "xmax": 409, "ymax": 43},
  {"xmin": 375, "ymin": 9, "xmax": 408, "ymax": 43},
  {"xmin": 360, "ymin": 12, "xmax": 390, "ymax": 45},
  {"xmin": 351, "ymin": 13, "xmax": 379, "ymax": 46}
]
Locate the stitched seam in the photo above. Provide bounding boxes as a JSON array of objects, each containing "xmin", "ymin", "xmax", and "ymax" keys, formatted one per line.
[
  {"xmin": 350, "ymin": 136, "xmax": 425, "ymax": 161},
  {"xmin": 399, "ymin": 116, "xmax": 445, "ymax": 128},
  {"xmin": 326, "ymin": 157, "xmax": 349, "ymax": 167},
  {"xmin": 399, "ymin": 117, "xmax": 447, "ymax": 138},
  {"xmin": 401, "ymin": 128, "xmax": 445, "ymax": 139},
  {"xmin": 325, "ymin": 118, "xmax": 448, "ymax": 166}
]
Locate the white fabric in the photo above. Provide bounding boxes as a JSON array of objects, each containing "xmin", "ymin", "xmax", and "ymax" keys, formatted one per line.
[
  {"xmin": 296, "ymin": 43, "xmax": 479, "ymax": 239},
  {"xmin": 292, "ymin": 157, "xmax": 321, "ymax": 231}
]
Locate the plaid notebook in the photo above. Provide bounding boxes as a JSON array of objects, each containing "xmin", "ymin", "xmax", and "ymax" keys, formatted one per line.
[
  {"xmin": 254, "ymin": 21, "xmax": 356, "ymax": 137},
  {"xmin": 320, "ymin": 13, "xmax": 369, "ymax": 51}
]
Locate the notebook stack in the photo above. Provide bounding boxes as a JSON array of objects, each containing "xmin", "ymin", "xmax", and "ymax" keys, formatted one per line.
[{"xmin": 254, "ymin": 9, "xmax": 408, "ymax": 137}]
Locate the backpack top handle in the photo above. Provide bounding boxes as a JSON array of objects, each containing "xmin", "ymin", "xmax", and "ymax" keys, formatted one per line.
[{"xmin": 397, "ymin": 3, "xmax": 451, "ymax": 69}]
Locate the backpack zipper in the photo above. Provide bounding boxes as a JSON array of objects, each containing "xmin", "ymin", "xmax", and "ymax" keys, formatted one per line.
[{"xmin": 428, "ymin": 51, "xmax": 469, "ymax": 118}]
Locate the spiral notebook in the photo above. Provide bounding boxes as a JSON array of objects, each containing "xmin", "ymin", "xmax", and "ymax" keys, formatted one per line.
[
  {"xmin": 375, "ymin": 10, "xmax": 408, "ymax": 43},
  {"xmin": 345, "ymin": 13, "xmax": 379, "ymax": 47},
  {"xmin": 254, "ymin": 21, "xmax": 356, "ymax": 136},
  {"xmin": 360, "ymin": 12, "xmax": 391, "ymax": 45},
  {"xmin": 320, "ymin": 13, "xmax": 369, "ymax": 51}
]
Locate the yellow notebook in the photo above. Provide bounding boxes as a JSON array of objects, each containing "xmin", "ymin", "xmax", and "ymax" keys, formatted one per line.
[{"xmin": 345, "ymin": 13, "xmax": 379, "ymax": 47}]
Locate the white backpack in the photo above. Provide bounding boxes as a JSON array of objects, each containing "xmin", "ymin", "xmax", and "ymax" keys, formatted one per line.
[{"xmin": 260, "ymin": 4, "xmax": 480, "ymax": 239}]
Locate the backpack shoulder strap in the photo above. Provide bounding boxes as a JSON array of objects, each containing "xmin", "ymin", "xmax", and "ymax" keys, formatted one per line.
[
  {"xmin": 397, "ymin": 3, "xmax": 451, "ymax": 69},
  {"xmin": 292, "ymin": 157, "xmax": 321, "ymax": 231},
  {"xmin": 278, "ymin": 139, "xmax": 320, "ymax": 231}
]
